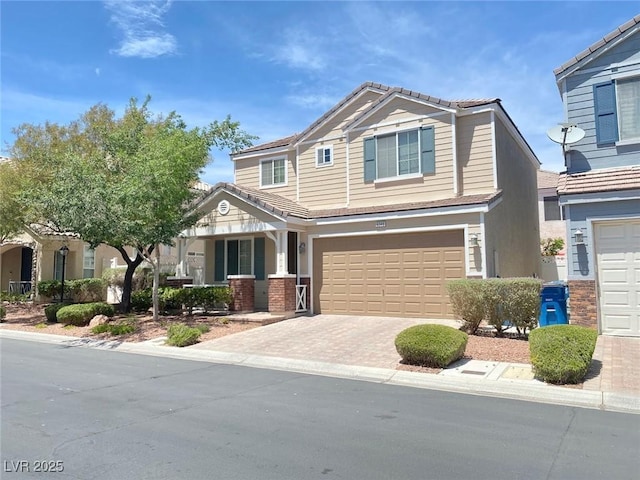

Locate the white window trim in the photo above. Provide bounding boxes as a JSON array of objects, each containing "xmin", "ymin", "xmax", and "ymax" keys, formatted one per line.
[
  {"xmin": 315, "ymin": 145, "xmax": 334, "ymax": 167},
  {"xmin": 375, "ymin": 127, "xmax": 422, "ymax": 180},
  {"xmin": 83, "ymin": 245, "xmax": 95, "ymax": 278},
  {"xmin": 224, "ymin": 238, "xmax": 255, "ymax": 277},
  {"xmin": 259, "ymin": 156, "xmax": 287, "ymax": 189},
  {"xmin": 613, "ymin": 74, "xmax": 640, "ymax": 144}
]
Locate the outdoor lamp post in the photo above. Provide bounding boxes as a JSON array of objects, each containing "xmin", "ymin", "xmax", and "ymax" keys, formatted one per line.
[{"xmin": 59, "ymin": 245, "xmax": 69, "ymax": 303}]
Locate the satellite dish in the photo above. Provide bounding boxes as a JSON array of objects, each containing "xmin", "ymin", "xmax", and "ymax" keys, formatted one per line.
[{"xmin": 547, "ymin": 123, "xmax": 585, "ymax": 147}]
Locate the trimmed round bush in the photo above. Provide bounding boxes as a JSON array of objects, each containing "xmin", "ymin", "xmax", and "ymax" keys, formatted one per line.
[
  {"xmin": 57, "ymin": 302, "xmax": 115, "ymax": 326},
  {"xmin": 130, "ymin": 289, "xmax": 152, "ymax": 312},
  {"xmin": 166, "ymin": 323, "xmax": 202, "ymax": 347},
  {"xmin": 44, "ymin": 303, "xmax": 71, "ymax": 323},
  {"xmin": 529, "ymin": 325, "xmax": 598, "ymax": 384},
  {"xmin": 395, "ymin": 324, "xmax": 468, "ymax": 368}
]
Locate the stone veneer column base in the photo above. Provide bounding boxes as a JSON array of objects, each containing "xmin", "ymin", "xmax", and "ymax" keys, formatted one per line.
[
  {"xmin": 567, "ymin": 279, "xmax": 597, "ymax": 330},
  {"xmin": 228, "ymin": 275, "xmax": 255, "ymax": 312},
  {"xmin": 268, "ymin": 274, "xmax": 297, "ymax": 313}
]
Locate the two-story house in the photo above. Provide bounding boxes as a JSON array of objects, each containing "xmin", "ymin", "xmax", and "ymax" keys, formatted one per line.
[
  {"xmin": 554, "ymin": 15, "xmax": 640, "ymax": 336},
  {"xmin": 185, "ymin": 82, "xmax": 540, "ymax": 319}
]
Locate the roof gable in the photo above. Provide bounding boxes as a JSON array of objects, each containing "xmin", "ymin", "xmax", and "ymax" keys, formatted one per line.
[{"xmin": 554, "ymin": 14, "xmax": 640, "ymax": 82}]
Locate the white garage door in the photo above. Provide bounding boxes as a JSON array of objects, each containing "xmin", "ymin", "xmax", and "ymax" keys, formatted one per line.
[
  {"xmin": 313, "ymin": 231, "xmax": 465, "ymax": 318},
  {"xmin": 595, "ymin": 221, "xmax": 640, "ymax": 336}
]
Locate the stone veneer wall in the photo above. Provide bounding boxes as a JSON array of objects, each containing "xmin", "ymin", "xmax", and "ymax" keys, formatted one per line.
[
  {"xmin": 568, "ymin": 280, "xmax": 597, "ymax": 329},
  {"xmin": 228, "ymin": 276, "xmax": 255, "ymax": 312},
  {"xmin": 268, "ymin": 276, "xmax": 296, "ymax": 313}
]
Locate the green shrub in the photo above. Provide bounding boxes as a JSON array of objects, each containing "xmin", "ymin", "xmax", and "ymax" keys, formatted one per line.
[
  {"xmin": 395, "ymin": 324, "xmax": 468, "ymax": 368},
  {"xmin": 195, "ymin": 324, "xmax": 210, "ymax": 334},
  {"xmin": 44, "ymin": 303, "xmax": 70, "ymax": 323},
  {"xmin": 57, "ymin": 302, "xmax": 115, "ymax": 326},
  {"xmin": 91, "ymin": 321, "xmax": 135, "ymax": 336},
  {"xmin": 37, "ymin": 280, "xmax": 65, "ymax": 299},
  {"xmin": 529, "ymin": 325, "xmax": 598, "ymax": 384},
  {"xmin": 159, "ymin": 287, "xmax": 182, "ymax": 312},
  {"xmin": 68, "ymin": 278, "xmax": 106, "ymax": 302},
  {"xmin": 499, "ymin": 278, "xmax": 542, "ymax": 335},
  {"xmin": 0, "ymin": 291, "xmax": 29, "ymax": 303},
  {"xmin": 0, "ymin": 305, "xmax": 5, "ymax": 321},
  {"xmin": 166, "ymin": 323, "xmax": 202, "ymax": 347},
  {"xmin": 130, "ymin": 289, "xmax": 152, "ymax": 312},
  {"xmin": 447, "ymin": 279, "xmax": 485, "ymax": 334}
]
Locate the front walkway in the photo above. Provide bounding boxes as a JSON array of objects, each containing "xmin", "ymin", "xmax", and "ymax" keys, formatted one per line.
[
  {"xmin": 191, "ymin": 314, "xmax": 460, "ymax": 369},
  {"xmin": 583, "ymin": 336, "xmax": 640, "ymax": 396}
]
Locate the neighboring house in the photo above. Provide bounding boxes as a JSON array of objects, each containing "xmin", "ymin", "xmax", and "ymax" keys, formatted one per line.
[
  {"xmin": 554, "ymin": 15, "xmax": 640, "ymax": 336},
  {"xmin": 538, "ymin": 169, "xmax": 567, "ymax": 281},
  {"xmin": 184, "ymin": 82, "xmax": 541, "ymax": 318}
]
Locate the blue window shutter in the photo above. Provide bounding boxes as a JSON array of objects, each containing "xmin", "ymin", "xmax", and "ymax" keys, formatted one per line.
[
  {"xmin": 593, "ymin": 82, "xmax": 618, "ymax": 145},
  {"xmin": 363, "ymin": 137, "xmax": 376, "ymax": 182},
  {"xmin": 214, "ymin": 240, "xmax": 225, "ymax": 282},
  {"xmin": 420, "ymin": 126, "xmax": 435, "ymax": 174},
  {"xmin": 254, "ymin": 237, "xmax": 265, "ymax": 281},
  {"xmin": 227, "ymin": 240, "xmax": 239, "ymax": 276}
]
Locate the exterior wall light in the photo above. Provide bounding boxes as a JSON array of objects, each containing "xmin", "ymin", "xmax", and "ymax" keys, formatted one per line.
[
  {"xmin": 574, "ymin": 229, "xmax": 584, "ymax": 244},
  {"xmin": 469, "ymin": 233, "xmax": 479, "ymax": 247},
  {"xmin": 299, "ymin": 242, "xmax": 306, "ymax": 254}
]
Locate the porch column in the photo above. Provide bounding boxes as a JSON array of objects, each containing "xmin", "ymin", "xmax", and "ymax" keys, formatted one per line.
[
  {"xmin": 268, "ymin": 274, "xmax": 297, "ymax": 314},
  {"xmin": 175, "ymin": 236, "xmax": 187, "ymax": 277},
  {"xmin": 275, "ymin": 230, "xmax": 289, "ymax": 275},
  {"xmin": 229, "ymin": 275, "xmax": 255, "ymax": 312}
]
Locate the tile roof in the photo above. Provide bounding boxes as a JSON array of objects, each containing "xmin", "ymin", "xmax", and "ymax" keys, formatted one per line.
[
  {"xmin": 308, "ymin": 191, "xmax": 502, "ymax": 219},
  {"xmin": 557, "ymin": 166, "xmax": 640, "ymax": 195},
  {"xmin": 234, "ymin": 82, "xmax": 500, "ymax": 156},
  {"xmin": 554, "ymin": 14, "xmax": 640, "ymax": 78},
  {"xmin": 537, "ymin": 169, "xmax": 560, "ymax": 190},
  {"xmin": 200, "ymin": 183, "xmax": 502, "ymax": 220}
]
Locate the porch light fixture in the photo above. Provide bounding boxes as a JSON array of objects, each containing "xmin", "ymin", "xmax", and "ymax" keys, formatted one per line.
[
  {"xmin": 574, "ymin": 229, "xmax": 584, "ymax": 245},
  {"xmin": 469, "ymin": 233, "xmax": 479, "ymax": 247},
  {"xmin": 59, "ymin": 245, "xmax": 69, "ymax": 304},
  {"xmin": 299, "ymin": 242, "xmax": 306, "ymax": 254}
]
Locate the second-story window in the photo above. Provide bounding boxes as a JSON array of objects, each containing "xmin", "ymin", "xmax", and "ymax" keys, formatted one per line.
[
  {"xmin": 316, "ymin": 146, "xmax": 333, "ymax": 166},
  {"xmin": 260, "ymin": 157, "xmax": 286, "ymax": 187},
  {"xmin": 617, "ymin": 77, "xmax": 640, "ymax": 141},
  {"xmin": 594, "ymin": 77, "xmax": 640, "ymax": 145},
  {"xmin": 364, "ymin": 126, "xmax": 435, "ymax": 183}
]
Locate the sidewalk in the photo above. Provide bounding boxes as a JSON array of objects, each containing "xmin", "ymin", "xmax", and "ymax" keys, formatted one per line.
[{"xmin": 1, "ymin": 317, "xmax": 638, "ymax": 414}]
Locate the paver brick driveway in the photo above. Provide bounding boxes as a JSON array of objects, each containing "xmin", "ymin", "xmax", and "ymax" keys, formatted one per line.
[{"xmin": 192, "ymin": 314, "xmax": 460, "ymax": 369}]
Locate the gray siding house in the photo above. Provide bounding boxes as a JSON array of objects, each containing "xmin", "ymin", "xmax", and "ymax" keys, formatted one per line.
[{"xmin": 554, "ymin": 15, "xmax": 640, "ymax": 336}]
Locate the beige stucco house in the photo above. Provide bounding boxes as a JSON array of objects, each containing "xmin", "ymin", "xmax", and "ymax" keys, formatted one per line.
[{"xmin": 183, "ymin": 82, "xmax": 541, "ymax": 318}]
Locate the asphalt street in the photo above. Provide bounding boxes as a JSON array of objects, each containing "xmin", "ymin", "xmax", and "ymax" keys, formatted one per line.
[{"xmin": 1, "ymin": 338, "xmax": 639, "ymax": 480}]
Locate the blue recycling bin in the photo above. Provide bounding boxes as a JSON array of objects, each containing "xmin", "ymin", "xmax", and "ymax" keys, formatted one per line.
[{"xmin": 538, "ymin": 281, "xmax": 569, "ymax": 326}]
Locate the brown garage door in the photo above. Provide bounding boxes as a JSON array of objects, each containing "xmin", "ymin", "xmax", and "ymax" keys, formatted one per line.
[{"xmin": 313, "ymin": 231, "xmax": 465, "ymax": 318}]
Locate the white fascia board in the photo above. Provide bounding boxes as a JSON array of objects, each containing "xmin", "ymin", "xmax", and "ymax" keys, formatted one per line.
[
  {"xmin": 310, "ymin": 224, "xmax": 467, "ymax": 239},
  {"xmin": 231, "ymin": 145, "xmax": 293, "ymax": 161},
  {"xmin": 345, "ymin": 92, "xmax": 456, "ymax": 133},
  {"xmin": 558, "ymin": 190, "xmax": 640, "ymax": 205},
  {"xmin": 312, "ymin": 203, "xmax": 491, "ymax": 226},
  {"xmin": 185, "ymin": 220, "xmax": 288, "ymax": 237},
  {"xmin": 294, "ymin": 87, "xmax": 386, "ymax": 146},
  {"xmin": 554, "ymin": 25, "xmax": 640, "ymax": 85}
]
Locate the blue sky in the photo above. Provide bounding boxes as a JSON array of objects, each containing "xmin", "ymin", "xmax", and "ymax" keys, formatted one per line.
[{"xmin": 2, "ymin": 1, "xmax": 638, "ymax": 184}]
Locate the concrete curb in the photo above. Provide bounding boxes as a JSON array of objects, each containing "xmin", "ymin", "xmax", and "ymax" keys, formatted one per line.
[{"xmin": 1, "ymin": 329, "xmax": 638, "ymax": 414}]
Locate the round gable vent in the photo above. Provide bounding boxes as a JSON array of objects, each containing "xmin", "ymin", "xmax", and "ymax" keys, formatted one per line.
[{"xmin": 217, "ymin": 200, "xmax": 231, "ymax": 215}]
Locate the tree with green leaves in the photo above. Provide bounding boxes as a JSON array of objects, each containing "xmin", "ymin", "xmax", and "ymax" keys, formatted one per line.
[
  {"xmin": 12, "ymin": 97, "xmax": 256, "ymax": 318},
  {"xmin": 0, "ymin": 159, "xmax": 28, "ymax": 244}
]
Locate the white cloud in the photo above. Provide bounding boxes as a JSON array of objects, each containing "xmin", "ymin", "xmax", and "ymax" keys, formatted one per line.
[
  {"xmin": 104, "ymin": 0, "xmax": 177, "ymax": 58},
  {"xmin": 285, "ymin": 92, "xmax": 339, "ymax": 110},
  {"xmin": 95, "ymin": 67, "xmax": 101, "ymax": 77},
  {"xmin": 272, "ymin": 29, "xmax": 327, "ymax": 71}
]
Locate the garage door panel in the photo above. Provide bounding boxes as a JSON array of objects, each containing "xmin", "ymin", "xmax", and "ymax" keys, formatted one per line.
[
  {"xmin": 314, "ymin": 231, "xmax": 464, "ymax": 318},
  {"xmin": 596, "ymin": 221, "xmax": 640, "ymax": 336}
]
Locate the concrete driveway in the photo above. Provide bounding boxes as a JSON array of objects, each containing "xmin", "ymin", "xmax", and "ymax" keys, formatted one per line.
[{"xmin": 192, "ymin": 314, "xmax": 460, "ymax": 369}]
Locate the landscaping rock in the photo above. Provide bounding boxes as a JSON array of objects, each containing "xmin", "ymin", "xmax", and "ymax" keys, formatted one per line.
[{"xmin": 89, "ymin": 314, "xmax": 110, "ymax": 327}]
